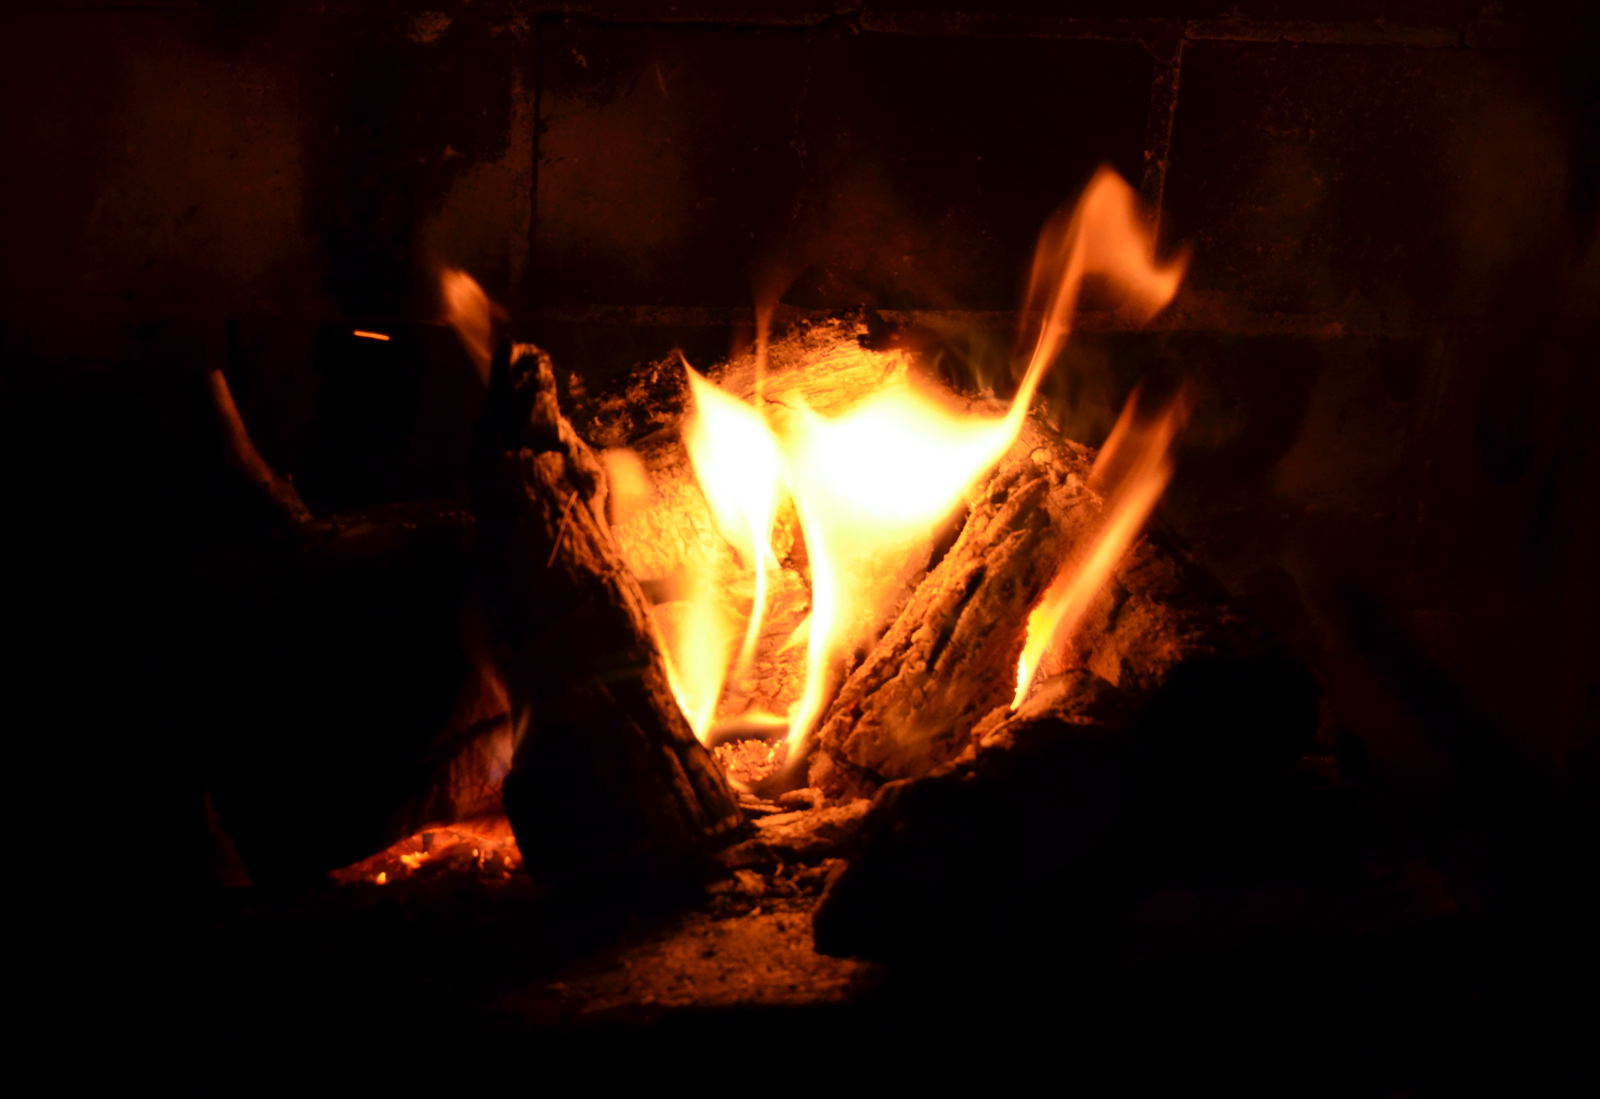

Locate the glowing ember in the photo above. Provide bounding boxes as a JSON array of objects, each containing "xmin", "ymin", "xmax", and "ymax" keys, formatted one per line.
[
  {"xmin": 331, "ymin": 820, "xmax": 522, "ymax": 886},
  {"xmin": 351, "ymin": 329, "xmax": 391, "ymax": 342}
]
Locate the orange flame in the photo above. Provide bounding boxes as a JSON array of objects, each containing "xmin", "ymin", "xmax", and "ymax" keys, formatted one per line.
[
  {"xmin": 649, "ymin": 169, "xmax": 1187, "ymax": 775},
  {"xmin": 1009, "ymin": 167, "xmax": 1187, "ymax": 426},
  {"xmin": 1013, "ymin": 391, "xmax": 1185, "ymax": 707},
  {"xmin": 775, "ymin": 381, "xmax": 1016, "ymax": 756},
  {"xmin": 440, "ymin": 267, "xmax": 493, "ymax": 383},
  {"xmin": 657, "ymin": 573, "xmax": 737, "ymax": 743},
  {"xmin": 683, "ymin": 361, "xmax": 783, "ymax": 677},
  {"xmin": 599, "ymin": 447, "xmax": 652, "ymax": 530}
]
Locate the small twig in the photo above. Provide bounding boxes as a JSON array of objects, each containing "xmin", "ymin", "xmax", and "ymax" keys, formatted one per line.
[{"xmin": 545, "ymin": 490, "xmax": 579, "ymax": 568}]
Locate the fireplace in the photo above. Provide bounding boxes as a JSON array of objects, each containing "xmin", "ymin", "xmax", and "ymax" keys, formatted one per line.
[{"xmin": 8, "ymin": 2, "xmax": 1593, "ymax": 1085}]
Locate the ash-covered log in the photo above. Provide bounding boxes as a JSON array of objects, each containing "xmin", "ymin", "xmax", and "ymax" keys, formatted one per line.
[
  {"xmin": 471, "ymin": 341, "xmax": 743, "ymax": 885},
  {"xmin": 807, "ymin": 429, "xmax": 1097, "ymax": 796},
  {"xmin": 808, "ymin": 414, "xmax": 1315, "ymax": 799}
]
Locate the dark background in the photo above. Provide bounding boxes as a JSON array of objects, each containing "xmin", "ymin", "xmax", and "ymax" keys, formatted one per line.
[{"xmin": 4, "ymin": 0, "xmax": 1593, "ymax": 1078}]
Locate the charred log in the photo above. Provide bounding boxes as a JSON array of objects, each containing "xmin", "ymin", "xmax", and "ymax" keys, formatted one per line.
[
  {"xmin": 199, "ymin": 366, "xmax": 500, "ymax": 884},
  {"xmin": 812, "ymin": 671, "xmax": 1143, "ymax": 962},
  {"xmin": 197, "ymin": 499, "xmax": 492, "ymax": 883},
  {"xmin": 810, "ymin": 662, "xmax": 1415, "ymax": 968},
  {"xmin": 472, "ymin": 341, "xmax": 743, "ymax": 885}
]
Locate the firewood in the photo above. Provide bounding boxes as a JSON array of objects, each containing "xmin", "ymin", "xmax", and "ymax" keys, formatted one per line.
[
  {"xmin": 812, "ymin": 671, "xmax": 1143, "ymax": 961},
  {"xmin": 807, "ymin": 416, "xmax": 1314, "ymax": 799},
  {"xmin": 808, "ymin": 425, "xmax": 1099, "ymax": 796},
  {"xmin": 569, "ymin": 320, "xmax": 1312, "ymax": 801},
  {"xmin": 197, "ymin": 498, "xmax": 498, "ymax": 883},
  {"xmin": 813, "ymin": 666, "xmax": 1422, "ymax": 969},
  {"xmin": 201, "ymin": 364, "xmax": 503, "ymax": 882},
  {"xmin": 471, "ymin": 341, "xmax": 744, "ymax": 884}
]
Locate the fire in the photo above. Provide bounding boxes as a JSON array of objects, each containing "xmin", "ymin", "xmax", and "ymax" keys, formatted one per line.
[
  {"xmin": 683, "ymin": 362, "xmax": 784, "ymax": 678},
  {"xmin": 1012, "ymin": 391, "xmax": 1185, "ymax": 706},
  {"xmin": 774, "ymin": 381, "xmax": 1015, "ymax": 756},
  {"xmin": 1010, "ymin": 167, "xmax": 1187, "ymax": 421},
  {"xmin": 659, "ymin": 167, "xmax": 1188, "ymax": 773},
  {"xmin": 656, "ymin": 567, "xmax": 739, "ymax": 743},
  {"xmin": 332, "ymin": 820, "xmax": 523, "ymax": 886},
  {"xmin": 656, "ymin": 357, "xmax": 1014, "ymax": 758},
  {"xmin": 666, "ymin": 367, "xmax": 1016, "ymax": 768},
  {"xmin": 1002, "ymin": 168, "xmax": 1189, "ymax": 705},
  {"xmin": 440, "ymin": 266, "xmax": 493, "ymax": 383}
]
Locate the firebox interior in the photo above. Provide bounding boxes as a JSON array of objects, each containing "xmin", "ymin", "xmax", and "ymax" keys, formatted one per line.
[{"xmin": 6, "ymin": 1, "xmax": 1592, "ymax": 1086}]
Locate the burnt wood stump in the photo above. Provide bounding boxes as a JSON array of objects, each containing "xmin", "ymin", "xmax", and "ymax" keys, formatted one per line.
[{"xmin": 471, "ymin": 342, "xmax": 743, "ymax": 886}]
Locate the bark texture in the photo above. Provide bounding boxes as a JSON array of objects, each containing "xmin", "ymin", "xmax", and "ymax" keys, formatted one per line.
[
  {"xmin": 808, "ymin": 434, "xmax": 1098, "ymax": 796},
  {"xmin": 569, "ymin": 320, "xmax": 1313, "ymax": 804},
  {"xmin": 472, "ymin": 342, "xmax": 743, "ymax": 884}
]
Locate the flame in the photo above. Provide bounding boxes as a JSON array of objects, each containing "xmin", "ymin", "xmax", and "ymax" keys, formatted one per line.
[
  {"xmin": 1010, "ymin": 167, "xmax": 1187, "ymax": 422},
  {"xmin": 666, "ymin": 366, "xmax": 1017, "ymax": 764},
  {"xmin": 656, "ymin": 570, "xmax": 738, "ymax": 743},
  {"xmin": 440, "ymin": 267, "xmax": 493, "ymax": 383},
  {"xmin": 683, "ymin": 361, "xmax": 783, "ymax": 674},
  {"xmin": 1013, "ymin": 392, "xmax": 1185, "ymax": 707},
  {"xmin": 1002, "ymin": 169, "xmax": 1188, "ymax": 707},
  {"xmin": 649, "ymin": 168, "xmax": 1187, "ymax": 778},
  {"xmin": 600, "ymin": 447, "xmax": 652, "ymax": 530},
  {"xmin": 776, "ymin": 382, "xmax": 1015, "ymax": 755}
]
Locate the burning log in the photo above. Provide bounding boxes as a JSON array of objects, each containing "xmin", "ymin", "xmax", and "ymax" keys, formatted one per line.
[
  {"xmin": 471, "ymin": 341, "xmax": 743, "ymax": 884},
  {"xmin": 577, "ymin": 322, "xmax": 938, "ymax": 745},
  {"xmin": 807, "ymin": 403, "xmax": 1312, "ymax": 799},
  {"xmin": 812, "ymin": 671, "xmax": 1141, "ymax": 961},
  {"xmin": 807, "ymin": 427, "xmax": 1098, "ymax": 796},
  {"xmin": 570, "ymin": 319, "xmax": 1310, "ymax": 802}
]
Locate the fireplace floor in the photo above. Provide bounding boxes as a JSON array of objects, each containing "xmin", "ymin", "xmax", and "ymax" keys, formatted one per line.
[
  {"xmin": 202, "ymin": 866, "xmax": 873, "ymax": 1027},
  {"xmin": 175, "ymin": 775, "xmax": 1501, "ymax": 1089}
]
